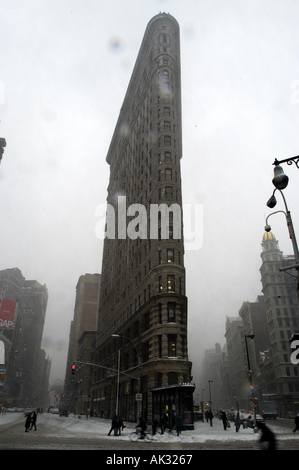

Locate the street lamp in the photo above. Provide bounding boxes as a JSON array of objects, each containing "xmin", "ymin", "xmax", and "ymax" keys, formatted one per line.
[
  {"xmin": 244, "ymin": 334, "xmax": 257, "ymax": 433},
  {"xmin": 111, "ymin": 334, "xmax": 142, "ymax": 423},
  {"xmin": 265, "ymin": 165, "xmax": 299, "ymax": 302}
]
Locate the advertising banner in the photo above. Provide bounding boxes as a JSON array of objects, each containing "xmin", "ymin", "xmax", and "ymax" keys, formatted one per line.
[{"xmin": 0, "ymin": 298, "xmax": 17, "ymax": 328}]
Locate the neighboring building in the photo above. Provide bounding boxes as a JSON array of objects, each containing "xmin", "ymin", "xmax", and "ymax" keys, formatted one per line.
[
  {"xmin": 92, "ymin": 13, "xmax": 194, "ymax": 426},
  {"xmin": 238, "ymin": 296, "xmax": 269, "ymax": 381},
  {"xmin": 73, "ymin": 331, "xmax": 96, "ymax": 415},
  {"xmin": 64, "ymin": 273, "xmax": 101, "ymax": 412},
  {"xmin": 225, "ymin": 316, "xmax": 249, "ymax": 409},
  {"xmin": 201, "ymin": 343, "xmax": 226, "ymax": 411},
  {"xmin": 0, "ymin": 268, "xmax": 50, "ymax": 407},
  {"xmin": 259, "ymin": 231, "xmax": 299, "ymax": 414}
]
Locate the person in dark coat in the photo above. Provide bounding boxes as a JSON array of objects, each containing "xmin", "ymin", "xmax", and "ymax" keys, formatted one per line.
[
  {"xmin": 257, "ymin": 422, "xmax": 277, "ymax": 450},
  {"xmin": 235, "ymin": 413, "xmax": 240, "ymax": 432},
  {"xmin": 175, "ymin": 414, "xmax": 183, "ymax": 436},
  {"xmin": 137, "ymin": 416, "xmax": 147, "ymax": 439},
  {"xmin": 293, "ymin": 413, "xmax": 299, "ymax": 433},
  {"xmin": 221, "ymin": 411, "xmax": 227, "ymax": 430},
  {"xmin": 30, "ymin": 410, "xmax": 37, "ymax": 431},
  {"xmin": 108, "ymin": 415, "xmax": 119, "ymax": 436},
  {"xmin": 25, "ymin": 412, "xmax": 31, "ymax": 432}
]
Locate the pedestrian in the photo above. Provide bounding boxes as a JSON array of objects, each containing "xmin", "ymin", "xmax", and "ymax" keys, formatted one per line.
[
  {"xmin": 205, "ymin": 410, "xmax": 209, "ymax": 423},
  {"xmin": 257, "ymin": 422, "xmax": 277, "ymax": 450},
  {"xmin": 152, "ymin": 418, "xmax": 158, "ymax": 435},
  {"xmin": 221, "ymin": 411, "xmax": 227, "ymax": 430},
  {"xmin": 293, "ymin": 413, "xmax": 299, "ymax": 433},
  {"xmin": 137, "ymin": 416, "xmax": 147, "ymax": 439},
  {"xmin": 235, "ymin": 413, "xmax": 240, "ymax": 432},
  {"xmin": 160, "ymin": 415, "xmax": 165, "ymax": 434},
  {"xmin": 208, "ymin": 410, "xmax": 213, "ymax": 427},
  {"xmin": 175, "ymin": 413, "xmax": 183, "ymax": 436},
  {"xmin": 118, "ymin": 416, "xmax": 123, "ymax": 436},
  {"xmin": 108, "ymin": 415, "xmax": 118, "ymax": 436},
  {"xmin": 30, "ymin": 410, "xmax": 37, "ymax": 431},
  {"xmin": 113, "ymin": 415, "xmax": 119, "ymax": 436},
  {"xmin": 25, "ymin": 412, "xmax": 31, "ymax": 432}
]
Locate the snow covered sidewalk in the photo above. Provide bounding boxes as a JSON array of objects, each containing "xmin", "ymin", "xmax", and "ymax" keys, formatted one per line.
[
  {"xmin": 40, "ymin": 413, "xmax": 260, "ymax": 444},
  {"xmin": 1, "ymin": 412, "xmax": 296, "ymax": 445}
]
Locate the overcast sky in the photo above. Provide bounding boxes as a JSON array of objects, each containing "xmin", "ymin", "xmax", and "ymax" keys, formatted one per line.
[{"xmin": 1, "ymin": 0, "xmax": 299, "ymax": 387}]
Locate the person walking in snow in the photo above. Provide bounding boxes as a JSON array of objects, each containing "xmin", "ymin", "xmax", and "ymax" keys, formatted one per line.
[
  {"xmin": 293, "ymin": 413, "xmax": 299, "ymax": 433},
  {"xmin": 221, "ymin": 411, "xmax": 227, "ymax": 430},
  {"xmin": 25, "ymin": 412, "xmax": 31, "ymax": 432},
  {"xmin": 235, "ymin": 413, "xmax": 240, "ymax": 432},
  {"xmin": 30, "ymin": 410, "xmax": 37, "ymax": 431},
  {"xmin": 175, "ymin": 414, "xmax": 183, "ymax": 436},
  {"xmin": 257, "ymin": 422, "xmax": 277, "ymax": 450}
]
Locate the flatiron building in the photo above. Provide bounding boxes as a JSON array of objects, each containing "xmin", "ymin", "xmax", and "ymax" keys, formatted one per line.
[{"xmin": 92, "ymin": 13, "xmax": 194, "ymax": 425}]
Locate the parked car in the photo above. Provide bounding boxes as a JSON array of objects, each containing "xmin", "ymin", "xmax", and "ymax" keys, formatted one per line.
[
  {"xmin": 50, "ymin": 407, "xmax": 59, "ymax": 414},
  {"xmin": 287, "ymin": 411, "xmax": 297, "ymax": 419},
  {"xmin": 60, "ymin": 409, "xmax": 69, "ymax": 417},
  {"xmin": 246, "ymin": 413, "xmax": 265, "ymax": 428},
  {"xmin": 24, "ymin": 408, "xmax": 33, "ymax": 416}
]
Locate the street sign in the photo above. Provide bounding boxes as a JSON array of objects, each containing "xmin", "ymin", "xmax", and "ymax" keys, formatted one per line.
[{"xmin": 135, "ymin": 393, "xmax": 142, "ymax": 401}]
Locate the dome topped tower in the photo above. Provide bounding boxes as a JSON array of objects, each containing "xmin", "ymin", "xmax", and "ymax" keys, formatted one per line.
[{"xmin": 263, "ymin": 231, "xmax": 276, "ymax": 242}]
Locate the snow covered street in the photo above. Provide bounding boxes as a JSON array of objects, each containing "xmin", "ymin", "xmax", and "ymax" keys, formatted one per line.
[{"xmin": 0, "ymin": 412, "xmax": 298, "ymax": 449}]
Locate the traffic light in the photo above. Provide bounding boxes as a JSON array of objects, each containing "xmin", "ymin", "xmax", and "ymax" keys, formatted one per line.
[{"xmin": 71, "ymin": 364, "xmax": 76, "ymax": 375}]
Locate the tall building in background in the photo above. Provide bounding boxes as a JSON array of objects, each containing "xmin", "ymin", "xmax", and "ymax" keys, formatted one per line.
[
  {"xmin": 64, "ymin": 273, "xmax": 101, "ymax": 412},
  {"xmin": 259, "ymin": 231, "xmax": 299, "ymax": 413},
  {"xmin": 0, "ymin": 267, "xmax": 50, "ymax": 407},
  {"xmin": 92, "ymin": 13, "xmax": 194, "ymax": 426}
]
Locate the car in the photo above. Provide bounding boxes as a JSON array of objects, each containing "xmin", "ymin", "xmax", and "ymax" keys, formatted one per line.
[
  {"xmin": 24, "ymin": 408, "xmax": 32, "ymax": 416},
  {"xmin": 287, "ymin": 411, "xmax": 297, "ymax": 419},
  {"xmin": 50, "ymin": 407, "xmax": 60, "ymax": 414},
  {"xmin": 60, "ymin": 409, "xmax": 69, "ymax": 417},
  {"xmin": 246, "ymin": 413, "xmax": 265, "ymax": 428}
]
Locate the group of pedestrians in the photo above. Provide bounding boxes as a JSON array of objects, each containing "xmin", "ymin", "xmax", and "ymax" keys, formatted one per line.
[
  {"xmin": 107, "ymin": 415, "xmax": 125, "ymax": 436},
  {"xmin": 25, "ymin": 410, "xmax": 37, "ymax": 432}
]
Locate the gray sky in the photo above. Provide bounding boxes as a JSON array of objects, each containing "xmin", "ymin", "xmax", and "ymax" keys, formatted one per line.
[{"xmin": 1, "ymin": 0, "xmax": 299, "ymax": 387}]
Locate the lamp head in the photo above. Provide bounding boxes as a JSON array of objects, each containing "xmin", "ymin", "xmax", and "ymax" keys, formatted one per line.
[
  {"xmin": 264, "ymin": 224, "xmax": 271, "ymax": 232},
  {"xmin": 266, "ymin": 194, "xmax": 277, "ymax": 209},
  {"xmin": 272, "ymin": 165, "xmax": 289, "ymax": 190}
]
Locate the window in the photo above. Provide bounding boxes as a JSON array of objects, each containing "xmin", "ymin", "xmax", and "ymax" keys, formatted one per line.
[
  {"xmin": 164, "ymin": 151, "xmax": 172, "ymax": 162},
  {"xmin": 167, "ymin": 275, "xmax": 175, "ymax": 292},
  {"xmin": 167, "ymin": 248, "xmax": 174, "ymax": 263},
  {"xmin": 164, "ymin": 135, "xmax": 171, "ymax": 146},
  {"xmin": 168, "ymin": 302, "xmax": 175, "ymax": 322},
  {"xmin": 164, "ymin": 121, "xmax": 171, "ymax": 131},
  {"xmin": 158, "ymin": 335, "xmax": 162, "ymax": 358},
  {"xmin": 159, "ymin": 276, "xmax": 163, "ymax": 292},
  {"xmin": 165, "ymin": 186, "xmax": 173, "ymax": 199},
  {"xmin": 164, "ymin": 107, "xmax": 170, "ymax": 117},
  {"xmin": 165, "ymin": 168, "xmax": 172, "ymax": 180},
  {"xmin": 144, "ymin": 312, "xmax": 149, "ymax": 330},
  {"xmin": 158, "ymin": 303, "xmax": 162, "ymax": 323},
  {"xmin": 168, "ymin": 335, "xmax": 177, "ymax": 357}
]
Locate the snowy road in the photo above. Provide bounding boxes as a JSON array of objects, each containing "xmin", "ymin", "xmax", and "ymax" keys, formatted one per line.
[{"xmin": 0, "ymin": 412, "xmax": 298, "ymax": 450}]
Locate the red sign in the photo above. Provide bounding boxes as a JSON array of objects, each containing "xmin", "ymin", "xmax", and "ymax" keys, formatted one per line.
[{"xmin": 0, "ymin": 299, "xmax": 17, "ymax": 328}]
